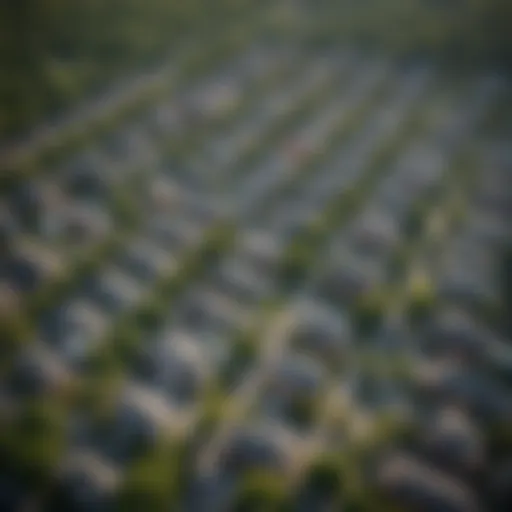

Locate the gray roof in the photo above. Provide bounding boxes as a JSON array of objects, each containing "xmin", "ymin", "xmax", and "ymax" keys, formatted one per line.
[
  {"xmin": 10, "ymin": 343, "xmax": 72, "ymax": 396},
  {"xmin": 290, "ymin": 299, "xmax": 351, "ymax": 362},
  {"xmin": 219, "ymin": 426, "xmax": 286, "ymax": 474},
  {"xmin": 422, "ymin": 406, "xmax": 485, "ymax": 473},
  {"xmin": 376, "ymin": 451, "xmax": 480, "ymax": 512},
  {"xmin": 58, "ymin": 449, "xmax": 120, "ymax": 508},
  {"xmin": 270, "ymin": 353, "xmax": 325, "ymax": 399}
]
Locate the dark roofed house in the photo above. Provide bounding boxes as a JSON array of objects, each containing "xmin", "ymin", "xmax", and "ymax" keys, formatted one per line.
[
  {"xmin": 8, "ymin": 180, "xmax": 44, "ymax": 232},
  {"xmin": 240, "ymin": 231, "xmax": 282, "ymax": 277},
  {"xmin": 268, "ymin": 353, "xmax": 325, "ymax": 401},
  {"xmin": 103, "ymin": 383, "xmax": 175, "ymax": 464},
  {"xmin": 316, "ymin": 257, "xmax": 383, "ymax": 308},
  {"xmin": 0, "ymin": 474, "xmax": 27, "ymax": 512},
  {"xmin": 422, "ymin": 366, "xmax": 512, "ymax": 424},
  {"xmin": 119, "ymin": 238, "xmax": 176, "ymax": 283},
  {"xmin": 87, "ymin": 267, "xmax": 143, "ymax": 315},
  {"xmin": 465, "ymin": 212, "xmax": 510, "ymax": 250},
  {"xmin": 61, "ymin": 151, "xmax": 109, "ymax": 201},
  {"xmin": 44, "ymin": 202, "xmax": 112, "ymax": 246},
  {"xmin": 375, "ymin": 451, "xmax": 480, "ymax": 512},
  {"xmin": 421, "ymin": 406, "xmax": 485, "ymax": 477},
  {"xmin": 219, "ymin": 427, "xmax": 286, "ymax": 476},
  {"xmin": 147, "ymin": 102, "xmax": 182, "ymax": 137},
  {"xmin": 53, "ymin": 450, "xmax": 120, "ymax": 512},
  {"xmin": 177, "ymin": 287, "xmax": 246, "ymax": 337},
  {"xmin": 5, "ymin": 238, "xmax": 63, "ymax": 294},
  {"xmin": 112, "ymin": 125, "xmax": 156, "ymax": 167},
  {"xmin": 0, "ymin": 283, "xmax": 22, "ymax": 322},
  {"xmin": 53, "ymin": 299, "xmax": 109, "ymax": 364},
  {"xmin": 349, "ymin": 210, "xmax": 399, "ymax": 259},
  {"xmin": 147, "ymin": 214, "xmax": 202, "ymax": 254},
  {"xmin": 457, "ymin": 375, "xmax": 512, "ymax": 424},
  {"xmin": 149, "ymin": 331, "xmax": 210, "ymax": 406},
  {"xmin": 4, "ymin": 251, "xmax": 40, "ymax": 294},
  {"xmin": 422, "ymin": 309, "xmax": 488, "ymax": 363},
  {"xmin": 487, "ymin": 461, "xmax": 512, "ymax": 512},
  {"xmin": 438, "ymin": 261, "xmax": 495, "ymax": 310},
  {"xmin": 146, "ymin": 174, "xmax": 180, "ymax": 213},
  {"xmin": 0, "ymin": 203, "xmax": 18, "ymax": 249},
  {"xmin": 290, "ymin": 299, "xmax": 351, "ymax": 366},
  {"xmin": 215, "ymin": 258, "xmax": 271, "ymax": 305},
  {"xmin": 263, "ymin": 353, "xmax": 325, "ymax": 429},
  {"xmin": 8, "ymin": 343, "xmax": 72, "ymax": 398}
]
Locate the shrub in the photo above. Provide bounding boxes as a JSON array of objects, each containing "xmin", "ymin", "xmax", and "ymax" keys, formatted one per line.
[
  {"xmin": 402, "ymin": 202, "xmax": 428, "ymax": 239},
  {"xmin": 221, "ymin": 330, "xmax": 258, "ymax": 388},
  {"xmin": 116, "ymin": 443, "xmax": 181, "ymax": 512},
  {"xmin": 303, "ymin": 455, "xmax": 344, "ymax": 498},
  {"xmin": 231, "ymin": 470, "xmax": 290, "ymax": 512},
  {"xmin": 351, "ymin": 289, "xmax": 386, "ymax": 337},
  {"xmin": 406, "ymin": 272, "xmax": 436, "ymax": 324},
  {"xmin": 6, "ymin": 400, "xmax": 66, "ymax": 488},
  {"xmin": 285, "ymin": 395, "xmax": 319, "ymax": 430}
]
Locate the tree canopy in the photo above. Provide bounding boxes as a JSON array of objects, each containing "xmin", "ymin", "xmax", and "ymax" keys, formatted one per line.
[{"xmin": 1, "ymin": 0, "xmax": 510, "ymax": 139}]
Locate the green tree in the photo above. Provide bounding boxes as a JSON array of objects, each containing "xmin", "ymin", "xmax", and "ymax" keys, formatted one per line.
[
  {"xmin": 351, "ymin": 289, "xmax": 386, "ymax": 337},
  {"xmin": 406, "ymin": 272, "xmax": 436, "ymax": 324},
  {"xmin": 303, "ymin": 455, "xmax": 344, "ymax": 499},
  {"xmin": 231, "ymin": 470, "xmax": 290, "ymax": 512},
  {"xmin": 116, "ymin": 441, "xmax": 183, "ymax": 512},
  {"xmin": 5, "ymin": 400, "xmax": 66, "ymax": 489}
]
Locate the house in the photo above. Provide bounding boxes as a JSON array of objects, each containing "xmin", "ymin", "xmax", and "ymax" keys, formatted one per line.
[
  {"xmin": 177, "ymin": 286, "xmax": 247, "ymax": 338},
  {"xmin": 181, "ymin": 194, "xmax": 227, "ymax": 229},
  {"xmin": 56, "ymin": 299, "xmax": 110, "ymax": 364},
  {"xmin": 474, "ymin": 176, "xmax": 512, "ymax": 218},
  {"xmin": 192, "ymin": 79, "xmax": 241, "ymax": 120},
  {"xmin": 400, "ymin": 144, "xmax": 445, "ymax": 196},
  {"xmin": 219, "ymin": 426, "xmax": 287, "ymax": 476},
  {"xmin": 146, "ymin": 174, "xmax": 180, "ymax": 213},
  {"xmin": 114, "ymin": 383, "xmax": 177, "ymax": 449},
  {"xmin": 421, "ymin": 406, "xmax": 485, "ymax": 476},
  {"xmin": 0, "ymin": 473, "xmax": 26, "ymax": 512},
  {"xmin": 0, "ymin": 283, "xmax": 21, "ymax": 322},
  {"xmin": 262, "ymin": 353, "xmax": 325, "ymax": 429},
  {"xmin": 464, "ymin": 212, "xmax": 510, "ymax": 250},
  {"xmin": 148, "ymin": 330, "xmax": 211, "ymax": 406},
  {"xmin": 437, "ymin": 251, "xmax": 495, "ymax": 309},
  {"xmin": 348, "ymin": 209, "xmax": 399, "ymax": 258},
  {"xmin": 94, "ymin": 382, "xmax": 179, "ymax": 465},
  {"xmin": 54, "ymin": 450, "xmax": 120, "ymax": 512},
  {"xmin": 8, "ymin": 343, "xmax": 72, "ymax": 398},
  {"xmin": 43, "ymin": 202, "xmax": 112, "ymax": 246},
  {"xmin": 147, "ymin": 214, "xmax": 202, "ymax": 254},
  {"xmin": 147, "ymin": 101, "xmax": 182, "ymax": 137},
  {"xmin": 487, "ymin": 461, "xmax": 512, "ymax": 511},
  {"xmin": 443, "ymin": 372, "xmax": 512, "ymax": 423},
  {"xmin": 60, "ymin": 150, "xmax": 109, "ymax": 201},
  {"xmin": 266, "ymin": 353, "xmax": 325, "ymax": 402},
  {"xmin": 215, "ymin": 257, "xmax": 272, "ymax": 305},
  {"xmin": 315, "ymin": 256, "xmax": 384, "ymax": 308},
  {"xmin": 421, "ymin": 309, "xmax": 488, "ymax": 363},
  {"xmin": 8, "ymin": 180, "xmax": 45, "ymax": 231},
  {"xmin": 118, "ymin": 125, "xmax": 156, "ymax": 166},
  {"xmin": 239, "ymin": 230, "xmax": 282, "ymax": 276},
  {"xmin": 87, "ymin": 267, "xmax": 144, "ymax": 316},
  {"xmin": 5, "ymin": 237, "xmax": 63, "ymax": 293},
  {"xmin": 376, "ymin": 171, "xmax": 411, "ymax": 220},
  {"xmin": 0, "ymin": 203, "xmax": 18, "ymax": 249},
  {"xmin": 374, "ymin": 451, "xmax": 480, "ymax": 512},
  {"xmin": 119, "ymin": 237, "xmax": 176, "ymax": 284},
  {"xmin": 289, "ymin": 299, "xmax": 351, "ymax": 366}
]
